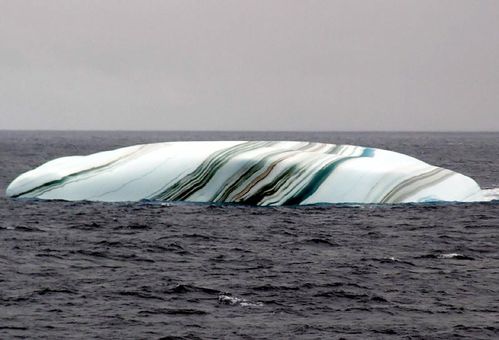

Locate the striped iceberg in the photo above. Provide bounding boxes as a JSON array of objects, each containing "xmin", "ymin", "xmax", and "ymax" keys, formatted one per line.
[{"xmin": 5, "ymin": 141, "xmax": 493, "ymax": 205}]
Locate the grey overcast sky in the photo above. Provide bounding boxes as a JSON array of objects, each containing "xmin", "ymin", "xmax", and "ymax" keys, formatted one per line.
[{"xmin": 1, "ymin": 0, "xmax": 498, "ymax": 131}]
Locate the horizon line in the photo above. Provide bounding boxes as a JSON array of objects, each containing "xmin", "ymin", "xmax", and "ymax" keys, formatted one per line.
[{"xmin": 0, "ymin": 129, "xmax": 498, "ymax": 134}]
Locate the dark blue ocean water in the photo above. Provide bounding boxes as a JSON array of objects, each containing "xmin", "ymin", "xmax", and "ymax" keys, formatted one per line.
[{"xmin": 0, "ymin": 131, "xmax": 498, "ymax": 339}]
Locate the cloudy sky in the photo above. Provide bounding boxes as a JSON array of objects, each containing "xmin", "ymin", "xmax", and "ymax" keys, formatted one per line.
[{"xmin": 1, "ymin": 0, "xmax": 498, "ymax": 131}]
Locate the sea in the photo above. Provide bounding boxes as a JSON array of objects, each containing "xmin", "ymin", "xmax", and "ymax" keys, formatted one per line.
[{"xmin": 0, "ymin": 131, "xmax": 498, "ymax": 339}]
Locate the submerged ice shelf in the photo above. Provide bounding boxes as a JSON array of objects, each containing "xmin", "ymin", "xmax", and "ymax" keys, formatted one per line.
[{"xmin": 5, "ymin": 141, "xmax": 496, "ymax": 205}]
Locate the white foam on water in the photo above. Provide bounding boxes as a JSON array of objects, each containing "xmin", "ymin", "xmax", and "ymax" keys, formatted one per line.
[
  {"xmin": 439, "ymin": 253, "xmax": 462, "ymax": 259},
  {"xmin": 218, "ymin": 294, "xmax": 264, "ymax": 307},
  {"xmin": 479, "ymin": 188, "xmax": 499, "ymax": 202}
]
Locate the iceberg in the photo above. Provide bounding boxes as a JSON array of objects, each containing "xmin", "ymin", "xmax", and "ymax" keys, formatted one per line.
[{"xmin": 5, "ymin": 141, "xmax": 494, "ymax": 205}]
